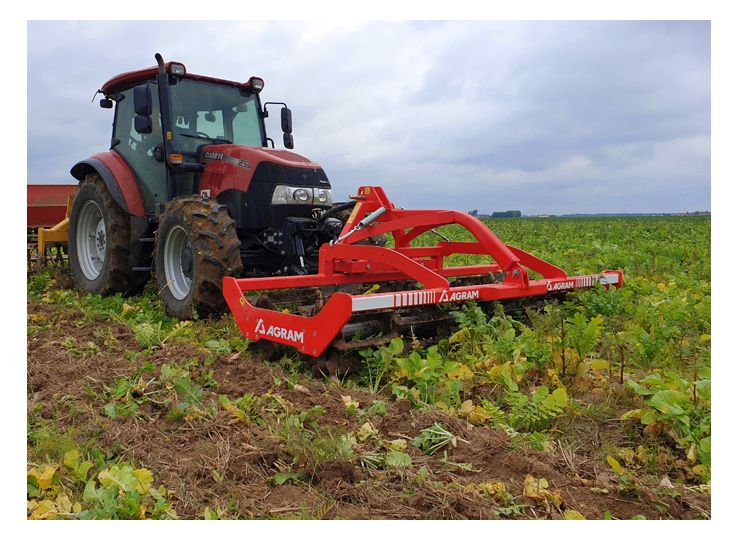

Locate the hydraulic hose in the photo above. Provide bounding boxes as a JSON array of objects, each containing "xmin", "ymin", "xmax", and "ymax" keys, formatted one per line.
[{"xmin": 319, "ymin": 200, "xmax": 357, "ymax": 222}]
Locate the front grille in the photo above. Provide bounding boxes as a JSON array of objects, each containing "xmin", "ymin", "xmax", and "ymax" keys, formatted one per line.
[{"xmin": 251, "ymin": 162, "xmax": 330, "ymax": 186}]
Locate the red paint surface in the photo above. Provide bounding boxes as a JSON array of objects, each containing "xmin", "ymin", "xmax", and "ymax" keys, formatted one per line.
[
  {"xmin": 222, "ymin": 186, "xmax": 624, "ymax": 357},
  {"xmin": 91, "ymin": 151, "xmax": 146, "ymax": 217},
  {"xmin": 102, "ymin": 63, "xmax": 262, "ymax": 94},
  {"xmin": 199, "ymin": 145, "xmax": 322, "ymax": 197},
  {"xmin": 27, "ymin": 184, "xmax": 77, "ymax": 228}
]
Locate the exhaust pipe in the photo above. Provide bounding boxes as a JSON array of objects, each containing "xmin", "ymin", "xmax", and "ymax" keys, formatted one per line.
[{"xmin": 155, "ymin": 52, "xmax": 166, "ymax": 74}]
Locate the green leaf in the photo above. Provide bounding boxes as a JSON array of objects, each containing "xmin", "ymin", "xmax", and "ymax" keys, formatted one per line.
[
  {"xmin": 388, "ymin": 337, "xmax": 404, "ymax": 355},
  {"xmin": 204, "ymin": 507, "xmax": 220, "ymax": 520},
  {"xmin": 551, "ymin": 386, "xmax": 568, "ymax": 406},
  {"xmin": 385, "ymin": 451, "xmax": 412, "ymax": 468},
  {"xmin": 649, "ymin": 390, "xmax": 687, "ymax": 416},
  {"xmin": 63, "ymin": 449, "xmax": 80, "ymax": 471},
  {"xmin": 103, "ymin": 402, "xmax": 118, "ymax": 419},
  {"xmin": 640, "ymin": 408, "xmax": 657, "ymax": 425},
  {"xmin": 27, "ymin": 476, "xmax": 40, "ymax": 499},
  {"xmin": 83, "ymin": 480, "xmax": 98, "ymax": 503}
]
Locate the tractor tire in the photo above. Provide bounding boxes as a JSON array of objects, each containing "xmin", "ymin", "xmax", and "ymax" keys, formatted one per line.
[
  {"xmin": 68, "ymin": 173, "xmax": 137, "ymax": 295},
  {"xmin": 154, "ymin": 196, "xmax": 242, "ymax": 320}
]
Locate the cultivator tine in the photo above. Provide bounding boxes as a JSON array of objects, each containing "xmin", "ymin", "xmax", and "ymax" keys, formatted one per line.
[{"xmin": 223, "ymin": 186, "xmax": 623, "ymax": 358}]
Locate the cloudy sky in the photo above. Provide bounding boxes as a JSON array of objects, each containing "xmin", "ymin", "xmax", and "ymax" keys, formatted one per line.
[{"xmin": 27, "ymin": 20, "xmax": 710, "ymax": 214}]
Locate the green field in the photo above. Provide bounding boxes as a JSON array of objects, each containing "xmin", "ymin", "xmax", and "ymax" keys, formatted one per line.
[{"xmin": 27, "ymin": 216, "xmax": 711, "ymax": 519}]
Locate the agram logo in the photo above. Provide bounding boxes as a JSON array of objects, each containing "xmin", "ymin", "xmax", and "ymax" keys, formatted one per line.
[
  {"xmin": 254, "ymin": 319, "xmax": 305, "ymax": 343},
  {"xmin": 547, "ymin": 280, "xmax": 575, "ymax": 291},
  {"xmin": 439, "ymin": 289, "xmax": 480, "ymax": 302}
]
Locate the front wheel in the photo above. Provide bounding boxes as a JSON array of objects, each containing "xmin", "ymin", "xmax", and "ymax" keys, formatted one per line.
[{"xmin": 154, "ymin": 197, "xmax": 242, "ymax": 319}]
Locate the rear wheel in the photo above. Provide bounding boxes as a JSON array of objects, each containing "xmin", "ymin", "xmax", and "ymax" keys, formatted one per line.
[
  {"xmin": 155, "ymin": 196, "xmax": 242, "ymax": 319},
  {"xmin": 69, "ymin": 174, "xmax": 136, "ymax": 295}
]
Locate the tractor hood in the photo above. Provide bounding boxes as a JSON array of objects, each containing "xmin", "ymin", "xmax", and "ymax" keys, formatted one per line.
[
  {"xmin": 198, "ymin": 144, "xmax": 331, "ymax": 196},
  {"xmin": 200, "ymin": 144, "xmax": 321, "ymax": 172}
]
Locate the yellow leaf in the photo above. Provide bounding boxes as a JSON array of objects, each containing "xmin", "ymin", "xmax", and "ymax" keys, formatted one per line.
[
  {"xmin": 523, "ymin": 475, "xmax": 561, "ymax": 506},
  {"xmin": 620, "ymin": 409, "xmax": 642, "ymax": 421},
  {"xmin": 459, "ymin": 400, "xmax": 474, "ymax": 415},
  {"xmin": 574, "ymin": 361, "xmax": 587, "ymax": 379},
  {"xmin": 523, "ymin": 475, "xmax": 549, "ymax": 500},
  {"xmin": 590, "ymin": 359, "xmax": 610, "ymax": 370},
  {"xmin": 121, "ymin": 302, "xmax": 139, "ymax": 316},
  {"xmin": 700, "ymin": 334, "xmax": 711, "ymax": 342},
  {"xmin": 357, "ymin": 421, "xmax": 378, "ymax": 442},
  {"xmin": 341, "ymin": 395, "xmax": 359, "ymax": 409},
  {"xmin": 448, "ymin": 364, "xmax": 474, "ymax": 380},
  {"xmin": 479, "ymin": 481, "xmax": 506, "ymax": 498},
  {"xmin": 72, "ymin": 502, "xmax": 82, "ymax": 513},
  {"xmin": 97, "ymin": 469, "xmax": 115, "ymax": 487},
  {"xmin": 458, "ymin": 400, "xmax": 489, "ymax": 424},
  {"xmin": 382, "ymin": 438, "xmax": 407, "ymax": 452},
  {"xmin": 607, "ymin": 455, "xmax": 624, "ymax": 475},
  {"xmin": 449, "ymin": 327, "xmax": 470, "ymax": 344},
  {"xmin": 55, "ymin": 493, "xmax": 73, "ymax": 514},
  {"xmin": 362, "ymin": 284, "xmax": 380, "ymax": 295},
  {"xmin": 687, "ymin": 444, "xmax": 697, "ymax": 464},
  {"xmin": 37, "ymin": 465, "xmax": 59, "ymax": 490},
  {"xmin": 134, "ymin": 468, "xmax": 154, "ymax": 494},
  {"xmin": 658, "ymin": 282, "xmax": 667, "ymax": 291},
  {"xmin": 691, "ymin": 464, "xmax": 707, "ymax": 477},
  {"xmin": 564, "ymin": 509, "xmax": 586, "ymax": 520},
  {"xmin": 30, "ymin": 499, "xmax": 57, "ymax": 520}
]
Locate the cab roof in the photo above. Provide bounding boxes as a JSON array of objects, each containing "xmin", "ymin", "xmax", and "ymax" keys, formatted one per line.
[{"xmin": 101, "ymin": 62, "xmax": 256, "ymax": 95}]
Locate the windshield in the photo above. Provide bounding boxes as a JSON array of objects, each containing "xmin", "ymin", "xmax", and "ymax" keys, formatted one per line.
[{"xmin": 169, "ymin": 78, "xmax": 264, "ymax": 153}]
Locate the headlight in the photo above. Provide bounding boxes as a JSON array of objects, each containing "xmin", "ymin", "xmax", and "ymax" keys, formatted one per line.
[
  {"xmin": 271, "ymin": 185, "xmax": 333, "ymax": 205},
  {"xmin": 316, "ymin": 189, "xmax": 332, "ymax": 205},
  {"xmin": 293, "ymin": 188, "xmax": 312, "ymax": 203}
]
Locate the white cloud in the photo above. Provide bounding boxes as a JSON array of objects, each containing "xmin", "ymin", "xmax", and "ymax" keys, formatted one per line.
[{"xmin": 27, "ymin": 20, "xmax": 710, "ymax": 213}]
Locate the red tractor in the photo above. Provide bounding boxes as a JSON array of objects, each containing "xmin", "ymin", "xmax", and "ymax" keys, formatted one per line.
[
  {"xmin": 69, "ymin": 53, "xmax": 341, "ymax": 318},
  {"xmin": 67, "ymin": 53, "xmax": 622, "ymax": 358}
]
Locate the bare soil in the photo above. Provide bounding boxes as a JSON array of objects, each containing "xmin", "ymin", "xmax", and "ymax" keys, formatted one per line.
[{"xmin": 27, "ymin": 301, "xmax": 710, "ymax": 520}]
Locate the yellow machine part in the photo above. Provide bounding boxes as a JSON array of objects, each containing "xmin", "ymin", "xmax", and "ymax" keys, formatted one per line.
[{"xmin": 36, "ymin": 195, "xmax": 74, "ymax": 269}]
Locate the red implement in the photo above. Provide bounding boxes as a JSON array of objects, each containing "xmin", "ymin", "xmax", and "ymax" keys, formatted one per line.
[
  {"xmin": 223, "ymin": 186, "xmax": 623, "ymax": 357},
  {"xmin": 27, "ymin": 184, "xmax": 78, "ymax": 228}
]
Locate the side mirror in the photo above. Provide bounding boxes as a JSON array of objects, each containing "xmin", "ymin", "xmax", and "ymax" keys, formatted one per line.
[
  {"xmin": 283, "ymin": 133, "xmax": 294, "ymax": 149},
  {"xmin": 134, "ymin": 86, "xmax": 152, "ymax": 116},
  {"xmin": 281, "ymin": 107, "xmax": 293, "ymax": 134},
  {"xmin": 99, "ymin": 98, "xmax": 113, "ymax": 109},
  {"xmin": 134, "ymin": 115, "xmax": 152, "ymax": 134}
]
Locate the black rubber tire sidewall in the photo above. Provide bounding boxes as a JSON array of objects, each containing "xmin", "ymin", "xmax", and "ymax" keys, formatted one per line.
[
  {"xmin": 154, "ymin": 197, "xmax": 242, "ymax": 320},
  {"xmin": 155, "ymin": 209, "xmax": 196, "ymax": 319},
  {"xmin": 68, "ymin": 176, "xmax": 133, "ymax": 295}
]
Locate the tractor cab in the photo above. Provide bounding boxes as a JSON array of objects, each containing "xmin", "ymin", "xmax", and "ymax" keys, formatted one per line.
[{"xmin": 97, "ymin": 58, "xmax": 304, "ymax": 217}]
